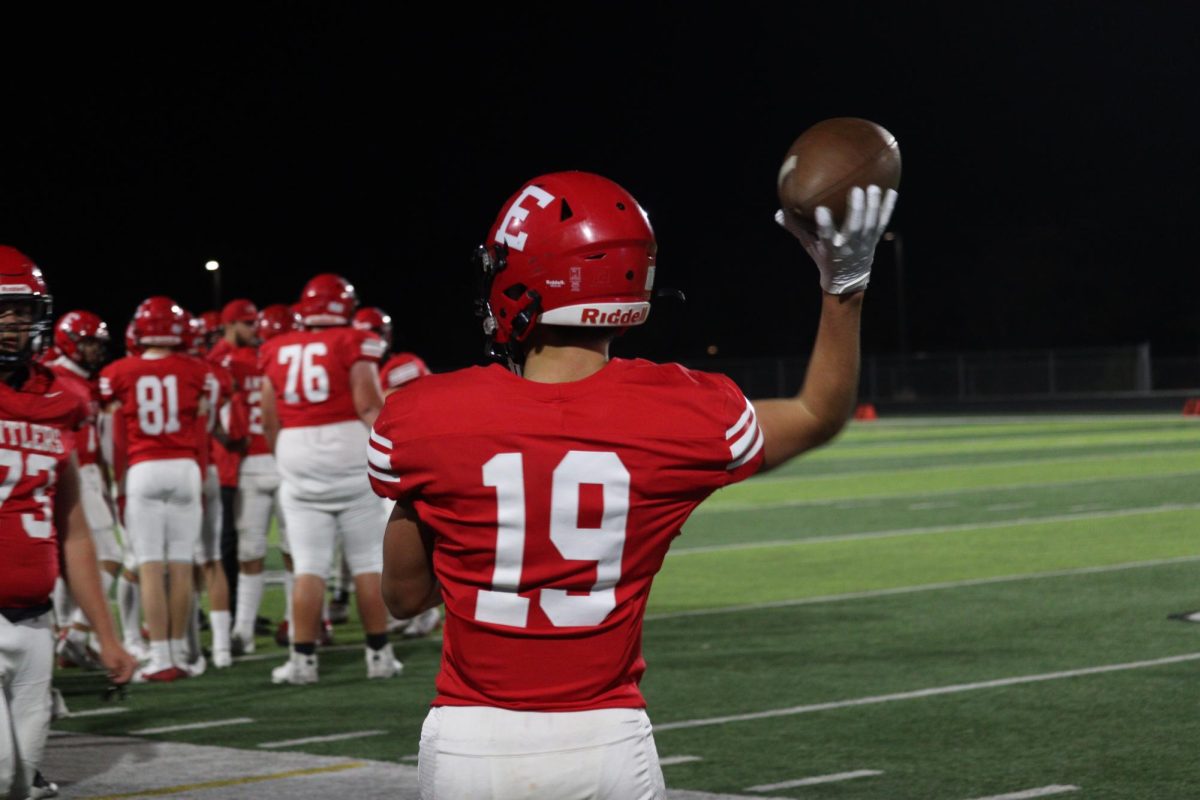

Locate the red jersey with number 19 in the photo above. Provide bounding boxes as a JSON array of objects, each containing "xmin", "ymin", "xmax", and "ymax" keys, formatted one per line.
[
  {"xmin": 99, "ymin": 353, "xmax": 214, "ymax": 467},
  {"xmin": 368, "ymin": 358, "xmax": 765, "ymax": 712},
  {"xmin": 259, "ymin": 327, "xmax": 385, "ymax": 429},
  {"xmin": 0, "ymin": 364, "xmax": 87, "ymax": 608}
]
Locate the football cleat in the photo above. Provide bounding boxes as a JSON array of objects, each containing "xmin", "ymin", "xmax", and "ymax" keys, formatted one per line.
[
  {"xmin": 386, "ymin": 615, "xmax": 411, "ymax": 634},
  {"xmin": 365, "ymin": 644, "xmax": 403, "ymax": 680},
  {"xmin": 230, "ymin": 633, "xmax": 256, "ymax": 656},
  {"xmin": 183, "ymin": 655, "xmax": 207, "ymax": 678},
  {"xmin": 133, "ymin": 665, "xmax": 188, "ymax": 683},
  {"xmin": 271, "ymin": 652, "xmax": 319, "ymax": 685},
  {"xmin": 401, "ymin": 607, "xmax": 442, "ymax": 639},
  {"xmin": 213, "ymin": 649, "xmax": 232, "ymax": 669},
  {"xmin": 29, "ymin": 770, "xmax": 60, "ymax": 798},
  {"xmin": 56, "ymin": 631, "xmax": 103, "ymax": 670}
]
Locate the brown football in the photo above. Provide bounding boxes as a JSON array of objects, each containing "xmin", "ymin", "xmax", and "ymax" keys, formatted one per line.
[{"xmin": 777, "ymin": 117, "xmax": 901, "ymax": 228}]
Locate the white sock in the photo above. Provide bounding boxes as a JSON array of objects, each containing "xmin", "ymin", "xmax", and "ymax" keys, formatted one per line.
[
  {"xmin": 283, "ymin": 572, "xmax": 295, "ymax": 629},
  {"xmin": 235, "ymin": 573, "xmax": 265, "ymax": 639},
  {"xmin": 117, "ymin": 574, "xmax": 142, "ymax": 645},
  {"xmin": 210, "ymin": 610, "xmax": 231, "ymax": 654},
  {"xmin": 169, "ymin": 637, "xmax": 189, "ymax": 668},
  {"xmin": 151, "ymin": 640, "xmax": 171, "ymax": 670}
]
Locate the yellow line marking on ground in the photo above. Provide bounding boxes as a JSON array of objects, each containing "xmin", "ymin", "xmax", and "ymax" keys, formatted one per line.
[{"xmin": 80, "ymin": 761, "xmax": 368, "ymax": 799}]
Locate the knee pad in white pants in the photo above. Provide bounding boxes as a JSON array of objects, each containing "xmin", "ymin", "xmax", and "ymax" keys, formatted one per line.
[
  {"xmin": 0, "ymin": 613, "xmax": 54, "ymax": 799},
  {"xmin": 236, "ymin": 462, "xmax": 281, "ymax": 562},
  {"xmin": 337, "ymin": 493, "xmax": 386, "ymax": 576},
  {"xmin": 125, "ymin": 459, "xmax": 202, "ymax": 563},
  {"xmin": 194, "ymin": 465, "xmax": 222, "ymax": 563},
  {"xmin": 417, "ymin": 707, "xmax": 666, "ymax": 800}
]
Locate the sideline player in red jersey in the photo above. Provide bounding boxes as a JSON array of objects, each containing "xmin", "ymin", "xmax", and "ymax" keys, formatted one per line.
[
  {"xmin": 211, "ymin": 299, "xmax": 283, "ymax": 655},
  {"xmin": 100, "ymin": 297, "xmax": 216, "ymax": 682},
  {"xmin": 47, "ymin": 311, "xmax": 121, "ymax": 668},
  {"xmin": 0, "ymin": 247, "xmax": 135, "ymax": 798},
  {"xmin": 350, "ymin": 306, "xmax": 439, "ymax": 640},
  {"xmin": 183, "ymin": 313, "xmax": 236, "ymax": 671},
  {"xmin": 206, "ymin": 300, "xmax": 254, "ymax": 637},
  {"xmin": 351, "ymin": 306, "xmax": 432, "ymax": 397},
  {"xmin": 368, "ymin": 172, "xmax": 896, "ymax": 798},
  {"xmin": 260, "ymin": 276, "xmax": 401, "ymax": 683}
]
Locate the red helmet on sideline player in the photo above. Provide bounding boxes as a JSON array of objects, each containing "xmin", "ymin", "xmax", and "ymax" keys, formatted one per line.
[
  {"xmin": 352, "ymin": 306, "xmax": 392, "ymax": 348},
  {"xmin": 296, "ymin": 274, "xmax": 357, "ymax": 327},
  {"xmin": 0, "ymin": 246, "xmax": 55, "ymax": 366},
  {"xmin": 55, "ymin": 310, "xmax": 110, "ymax": 371},
  {"xmin": 183, "ymin": 313, "xmax": 208, "ymax": 356},
  {"xmin": 124, "ymin": 321, "xmax": 141, "ymax": 356},
  {"xmin": 256, "ymin": 304, "xmax": 301, "ymax": 341},
  {"xmin": 132, "ymin": 296, "xmax": 187, "ymax": 347},
  {"xmin": 476, "ymin": 172, "xmax": 657, "ymax": 363}
]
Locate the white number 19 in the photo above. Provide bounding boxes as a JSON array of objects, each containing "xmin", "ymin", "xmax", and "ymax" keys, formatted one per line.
[{"xmin": 476, "ymin": 451, "xmax": 629, "ymax": 629}]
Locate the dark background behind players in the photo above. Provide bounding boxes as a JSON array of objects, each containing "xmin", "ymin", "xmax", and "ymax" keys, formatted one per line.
[{"xmin": 1, "ymin": 3, "xmax": 1197, "ymax": 369}]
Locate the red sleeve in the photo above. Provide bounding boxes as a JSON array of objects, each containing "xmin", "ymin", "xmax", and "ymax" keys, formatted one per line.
[
  {"xmin": 382, "ymin": 353, "xmax": 431, "ymax": 389},
  {"xmin": 98, "ymin": 361, "xmax": 122, "ymax": 403},
  {"xmin": 705, "ymin": 372, "xmax": 766, "ymax": 487},
  {"xmin": 366, "ymin": 390, "xmax": 428, "ymax": 502},
  {"xmin": 345, "ymin": 328, "xmax": 387, "ymax": 368}
]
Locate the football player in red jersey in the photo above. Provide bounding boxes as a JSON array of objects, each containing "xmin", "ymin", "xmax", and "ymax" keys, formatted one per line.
[
  {"xmin": 0, "ymin": 247, "xmax": 135, "ymax": 798},
  {"xmin": 212, "ymin": 299, "xmax": 284, "ymax": 655},
  {"xmin": 368, "ymin": 173, "xmax": 896, "ymax": 798},
  {"xmin": 352, "ymin": 306, "xmax": 432, "ymax": 397},
  {"xmin": 260, "ymin": 275, "xmax": 401, "ymax": 684},
  {"xmin": 350, "ymin": 307, "xmax": 439, "ymax": 640},
  {"xmin": 100, "ymin": 296, "xmax": 216, "ymax": 682},
  {"xmin": 183, "ymin": 313, "xmax": 237, "ymax": 671},
  {"xmin": 46, "ymin": 311, "xmax": 122, "ymax": 668}
]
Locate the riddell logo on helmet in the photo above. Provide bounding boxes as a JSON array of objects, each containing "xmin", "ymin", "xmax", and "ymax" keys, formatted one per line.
[{"xmin": 579, "ymin": 307, "xmax": 648, "ymax": 325}]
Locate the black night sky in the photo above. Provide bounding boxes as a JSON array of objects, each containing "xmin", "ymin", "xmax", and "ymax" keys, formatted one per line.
[{"xmin": 3, "ymin": 4, "xmax": 1197, "ymax": 370}]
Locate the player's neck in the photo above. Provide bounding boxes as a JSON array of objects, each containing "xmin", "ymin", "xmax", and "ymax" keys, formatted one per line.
[{"xmin": 521, "ymin": 341, "xmax": 610, "ymax": 384}]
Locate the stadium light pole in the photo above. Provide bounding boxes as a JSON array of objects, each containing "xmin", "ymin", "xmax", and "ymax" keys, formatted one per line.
[
  {"xmin": 884, "ymin": 232, "xmax": 909, "ymax": 355},
  {"xmin": 205, "ymin": 260, "xmax": 221, "ymax": 310}
]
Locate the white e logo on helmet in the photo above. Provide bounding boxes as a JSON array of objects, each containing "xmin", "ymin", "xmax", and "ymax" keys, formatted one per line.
[{"xmin": 495, "ymin": 185, "xmax": 555, "ymax": 252}]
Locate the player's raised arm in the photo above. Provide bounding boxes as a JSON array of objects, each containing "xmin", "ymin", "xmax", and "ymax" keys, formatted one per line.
[
  {"xmin": 753, "ymin": 185, "xmax": 898, "ymax": 470},
  {"xmin": 55, "ymin": 453, "xmax": 136, "ymax": 684}
]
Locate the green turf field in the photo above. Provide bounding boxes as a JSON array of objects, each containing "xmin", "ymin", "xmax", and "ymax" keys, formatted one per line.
[{"xmin": 52, "ymin": 414, "xmax": 1200, "ymax": 799}]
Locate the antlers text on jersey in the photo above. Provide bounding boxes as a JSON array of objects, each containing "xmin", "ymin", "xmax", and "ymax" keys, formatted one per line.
[{"xmin": 0, "ymin": 420, "xmax": 67, "ymax": 455}]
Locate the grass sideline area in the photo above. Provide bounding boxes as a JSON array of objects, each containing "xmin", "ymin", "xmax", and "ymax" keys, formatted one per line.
[{"xmin": 52, "ymin": 414, "xmax": 1200, "ymax": 799}]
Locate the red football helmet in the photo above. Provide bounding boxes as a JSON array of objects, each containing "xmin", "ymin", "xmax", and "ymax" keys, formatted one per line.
[
  {"xmin": 476, "ymin": 172, "xmax": 657, "ymax": 363},
  {"xmin": 132, "ymin": 296, "xmax": 187, "ymax": 347},
  {"xmin": 352, "ymin": 306, "xmax": 392, "ymax": 347},
  {"xmin": 183, "ymin": 312, "xmax": 208, "ymax": 355},
  {"xmin": 124, "ymin": 321, "xmax": 141, "ymax": 356},
  {"xmin": 221, "ymin": 298, "xmax": 258, "ymax": 326},
  {"xmin": 0, "ymin": 246, "xmax": 55, "ymax": 365},
  {"xmin": 256, "ymin": 304, "xmax": 301, "ymax": 341},
  {"xmin": 296, "ymin": 274, "xmax": 357, "ymax": 327},
  {"xmin": 54, "ymin": 310, "xmax": 110, "ymax": 371}
]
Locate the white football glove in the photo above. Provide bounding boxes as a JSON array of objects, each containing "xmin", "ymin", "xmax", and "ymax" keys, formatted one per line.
[{"xmin": 774, "ymin": 184, "xmax": 898, "ymax": 295}]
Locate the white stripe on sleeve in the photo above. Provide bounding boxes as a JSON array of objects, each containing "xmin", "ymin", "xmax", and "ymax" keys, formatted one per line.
[
  {"xmin": 387, "ymin": 363, "xmax": 423, "ymax": 388},
  {"xmin": 366, "ymin": 445, "xmax": 393, "ymax": 471},
  {"xmin": 370, "ymin": 429, "xmax": 393, "ymax": 449},
  {"xmin": 367, "ymin": 465, "xmax": 401, "ymax": 484}
]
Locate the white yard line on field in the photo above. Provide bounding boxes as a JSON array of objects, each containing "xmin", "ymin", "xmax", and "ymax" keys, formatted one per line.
[
  {"xmin": 714, "ymin": 459, "xmax": 1200, "ymax": 498},
  {"xmin": 671, "ymin": 503, "xmax": 1200, "ymax": 556},
  {"xmin": 258, "ymin": 730, "xmax": 388, "ymax": 749},
  {"xmin": 654, "ymin": 652, "xmax": 1200, "ymax": 732},
  {"xmin": 130, "ymin": 718, "xmax": 254, "ymax": 736},
  {"xmin": 746, "ymin": 770, "xmax": 882, "ymax": 791},
  {"xmin": 66, "ymin": 707, "xmax": 130, "ymax": 718},
  {"xmin": 966, "ymin": 785, "xmax": 1080, "ymax": 800},
  {"xmin": 648, "ymin": 555, "xmax": 1200, "ymax": 622},
  {"xmin": 660, "ymin": 755, "xmax": 704, "ymax": 766}
]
